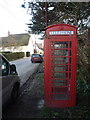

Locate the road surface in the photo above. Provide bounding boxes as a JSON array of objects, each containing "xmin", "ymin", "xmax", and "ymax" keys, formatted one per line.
[{"xmin": 10, "ymin": 57, "xmax": 40, "ymax": 86}]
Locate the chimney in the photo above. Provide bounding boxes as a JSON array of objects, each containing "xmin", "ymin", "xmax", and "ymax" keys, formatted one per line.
[{"xmin": 8, "ymin": 31, "xmax": 10, "ymax": 36}]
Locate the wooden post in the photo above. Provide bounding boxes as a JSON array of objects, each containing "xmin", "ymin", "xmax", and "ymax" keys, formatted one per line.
[
  {"xmin": 88, "ymin": 28, "xmax": 90, "ymax": 73},
  {"xmin": 45, "ymin": 1, "xmax": 48, "ymax": 27}
]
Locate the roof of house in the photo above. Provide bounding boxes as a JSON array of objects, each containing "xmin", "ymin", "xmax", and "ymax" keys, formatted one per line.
[{"xmin": 0, "ymin": 33, "xmax": 30, "ymax": 47}]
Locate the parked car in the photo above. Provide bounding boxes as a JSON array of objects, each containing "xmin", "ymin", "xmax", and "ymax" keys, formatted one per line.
[
  {"xmin": 31, "ymin": 54, "xmax": 43, "ymax": 63},
  {"xmin": 0, "ymin": 54, "xmax": 20, "ymax": 106}
]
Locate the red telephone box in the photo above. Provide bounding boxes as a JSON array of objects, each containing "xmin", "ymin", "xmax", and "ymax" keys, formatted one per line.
[{"xmin": 44, "ymin": 24, "xmax": 78, "ymax": 107}]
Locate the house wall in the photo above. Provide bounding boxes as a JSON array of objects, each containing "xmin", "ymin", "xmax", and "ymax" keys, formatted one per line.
[
  {"xmin": 28, "ymin": 37, "xmax": 34, "ymax": 55},
  {"xmin": 0, "ymin": 45, "xmax": 34, "ymax": 57}
]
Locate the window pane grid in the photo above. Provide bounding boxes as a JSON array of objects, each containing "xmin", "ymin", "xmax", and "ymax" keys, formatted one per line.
[{"xmin": 50, "ymin": 41, "xmax": 72, "ymax": 100}]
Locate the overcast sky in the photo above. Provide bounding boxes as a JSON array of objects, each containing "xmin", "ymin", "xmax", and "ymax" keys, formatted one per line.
[{"xmin": 0, "ymin": 0, "xmax": 30, "ymax": 37}]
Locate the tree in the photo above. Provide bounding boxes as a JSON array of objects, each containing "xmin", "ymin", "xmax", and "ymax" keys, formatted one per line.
[
  {"xmin": 26, "ymin": 2, "xmax": 57, "ymax": 34},
  {"xmin": 22, "ymin": 2, "xmax": 90, "ymax": 34}
]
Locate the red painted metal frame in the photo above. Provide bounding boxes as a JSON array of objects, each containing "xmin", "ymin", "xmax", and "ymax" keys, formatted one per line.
[{"xmin": 44, "ymin": 24, "xmax": 78, "ymax": 108}]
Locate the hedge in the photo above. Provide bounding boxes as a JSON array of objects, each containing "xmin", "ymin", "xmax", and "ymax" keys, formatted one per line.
[{"xmin": 1, "ymin": 52, "xmax": 25, "ymax": 61}]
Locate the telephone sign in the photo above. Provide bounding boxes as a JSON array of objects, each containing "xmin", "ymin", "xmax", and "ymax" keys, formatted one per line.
[
  {"xmin": 44, "ymin": 24, "xmax": 78, "ymax": 108},
  {"xmin": 49, "ymin": 31, "xmax": 74, "ymax": 35}
]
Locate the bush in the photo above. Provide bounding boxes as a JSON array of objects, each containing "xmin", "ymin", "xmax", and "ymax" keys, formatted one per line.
[{"xmin": 1, "ymin": 52, "xmax": 25, "ymax": 61}]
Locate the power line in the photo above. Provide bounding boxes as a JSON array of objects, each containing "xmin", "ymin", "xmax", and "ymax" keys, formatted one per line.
[
  {"xmin": 0, "ymin": 24, "xmax": 6, "ymax": 37},
  {"xmin": 0, "ymin": 1, "xmax": 28, "ymax": 36},
  {"xmin": 0, "ymin": 1, "xmax": 26, "ymax": 25}
]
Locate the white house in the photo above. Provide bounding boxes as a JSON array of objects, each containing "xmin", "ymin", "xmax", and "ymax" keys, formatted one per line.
[
  {"xmin": 0, "ymin": 32, "xmax": 43, "ymax": 56},
  {"xmin": 30, "ymin": 34, "xmax": 44, "ymax": 55}
]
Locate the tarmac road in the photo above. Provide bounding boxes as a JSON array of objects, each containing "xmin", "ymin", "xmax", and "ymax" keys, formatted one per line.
[{"xmin": 10, "ymin": 57, "xmax": 40, "ymax": 86}]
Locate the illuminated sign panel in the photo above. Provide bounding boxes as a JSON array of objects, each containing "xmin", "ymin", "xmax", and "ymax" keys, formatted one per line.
[{"xmin": 49, "ymin": 31, "xmax": 74, "ymax": 35}]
